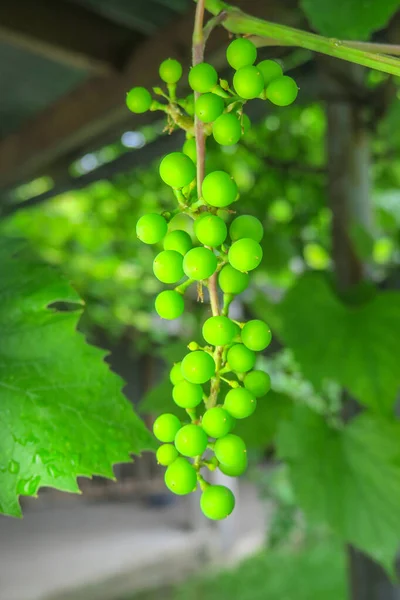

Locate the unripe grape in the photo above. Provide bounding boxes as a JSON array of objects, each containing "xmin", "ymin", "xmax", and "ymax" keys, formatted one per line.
[
  {"xmin": 218, "ymin": 265, "xmax": 249, "ymax": 295},
  {"xmin": 155, "ymin": 290, "xmax": 184, "ymax": 320},
  {"xmin": 156, "ymin": 444, "xmax": 179, "ymax": 466},
  {"xmin": 267, "ymin": 75, "xmax": 298, "ymax": 106},
  {"xmin": 244, "ymin": 370, "xmax": 271, "ymax": 397},
  {"xmin": 227, "ymin": 344, "xmax": 256, "ymax": 372},
  {"xmin": 183, "ymin": 137, "xmax": 197, "ymax": 163},
  {"xmin": 181, "ymin": 351, "xmax": 216, "ymax": 384},
  {"xmin": 126, "ymin": 87, "xmax": 152, "ymax": 113},
  {"xmin": 173, "ymin": 380, "xmax": 203, "ymax": 408},
  {"xmin": 257, "ymin": 60, "xmax": 282, "ymax": 86},
  {"xmin": 219, "ymin": 453, "xmax": 247, "ymax": 477},
  {"xmin": 229, "ymin": 215, "xmax": 264, "ymax": 243},
  {"xmin": 163, "ymin": 230, "xmax": 192, "ymax": 255},
  {"xmin": 241, "ymin": 320, "xmax": 272, "ymax": 351},
  {"xmin": 159, "ymin": 58, "xmax": 182, "ymax": 84},
  {"xmin": 165, "ymin": 457, "xmax": 197, "ymax": 495},
  {"xmin": 175, "ymin": 424, "xmax": 208, "ymax": 457},
  {"xmin": 183, "ymin": 247, "xmax": 217, "ymax": 280},
  {"xmin": 224, "ymin": 387, "xmax": 256, "ymax": 419},
  {"xmin": 189, "ymin": 63, "xmax": 218, "ymax": 93},
  {"xmin": 194, "ymin": 214, "xmax": 227, "ymax": 247},
  {"xmin": 136, "ymin": 213, "xmax": 167, "ymax": 244},
  {"xmin": 153, "ymin": 413, "xmax": 181, "ymax": 443},
  {"xmin": 226, "ymin": 38, "xmax": 257, "ymax": 70},
  {"xmin": 195, "ymin": 93, "xmax": 224, "ymax": 122},
  {"xmin": 233, "ymin": 66, "xmax": 264, "ymax": 99},
  {"xmin": 170, "ymin": 362, "xmax": 184, "ymax": 385},
  {"xmin": 159, "ymin": 152, "xmax": 196, "ymax": 188},
  {"xmin": 202, "ymin": 171, "xmax": 238, "ymax": 208},
  {"xmin": 200, "ymin": 485, "xmax": 235, "ymax": 520},
  {"xmin": 153, "ymin": 250, "xmax": 184, "ymax": 283},
  {"xmin": 214, "ymin": 433, "xmax": 247, "ymax": 466},
  {"xmin": 202, "ymin": 407, "xmax": 233, "ymax": 438},
  {"xmin": 212, "ymin": 113, "xmax": 242, "ymax": 146},
  {"xmin": 202, "ymin": 316, "xmax": 236, "ymax": 346},
  {"xmin": 183, "ymin": 93, "xmax": 195, "ymax": 116},
  {"xmin": 241, "ymin": 113, "xmax": 251, "ymax": 134},
  {"xmin": 228, "ymin": 238, "xmax": 263, "ymax": 272}
]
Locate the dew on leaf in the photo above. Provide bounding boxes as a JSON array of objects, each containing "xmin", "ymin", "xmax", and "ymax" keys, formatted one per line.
[
  {"xmin": 8, "ymin": 460, "xmax": 20, "ymax": 474},
  {"xmin": 17, "ymin": 476, "xmax": 41, "ymax": 496}
]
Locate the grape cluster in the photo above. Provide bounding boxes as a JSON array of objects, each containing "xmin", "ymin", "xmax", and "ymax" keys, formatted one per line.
[{"xmin": 130, "ymin": 38, "xmax": 295, "ymax": 520}]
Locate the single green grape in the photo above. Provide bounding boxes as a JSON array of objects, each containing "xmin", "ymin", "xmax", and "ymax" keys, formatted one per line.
[
  {"xmin": 163, "ymin": 230, "xmax": 192, "ymax": 255},
  {"xmin": 188, "ymin": 63, "xmax": 218, "ymax": 93},
  {"xmin": 228, "ymin": 238, "xmax": 263, "ymax": 272},
  {"xmin": 183, "ymin": 93, "xmax": 195, "ymax": 116},
  {"xmin": 218, "ymin": 265, "xmax": 249, "ymax": 295},
  {"xmin": 243, "ymin": 370, "xmax": 271, "ymax": 397},
  {"xmin": 183, "ymin": 247, "xmax": 217, "ymax": 280},
  {"xmin": 182, "ymin": 137, "xmax": 197, "ymax": 163},
  {"xmin": 233, "ymin": 66, "xmax": 264, "ymax": 99},
  {"xmin": 175, "ymin": 424, "xmax": 208, "ymax": 457},
  {"xmin": 202, "ymin": 171, "xmax": 238, "ymax": 208},
  {"xmin": 156, "ymin": 444, "xmax": 179, "ymax": 466},
  {"xmin": 229, "ymin": 215, "xmax": 264, "ymax": 243},
  {"xmin": 126, "ymin": 87, "xmax": 152, "ymax": 113},
  {"xmin": 159, "ymin": 152, "xmax": 196, "ymax": 188},
  {"xmin": 170, "ymin": 362, "xmax": 184, "ymax": 385},
  {"xmin": 159, "ymin": 58, "xmax": 182, "ymax": 84},
  {"xmin": 200, "ymin": 485, "xmax": 235, "ymax": 520},
  {"xmin": 214, "ymin": 433, "xmax": 247, "ymax": 466},
  {"xmin": 202, "ymin": 407, "xmax": 233, "ymax": 438},
  {"xmin": 194, "ymin": 214, "xmax": 227, "ymax": 247},
  {"xmin": 241, "ymin": 320, "xmax": 272, "ymax": 351},
  {"xmin": 153, "ymin": 413, "xmax": 181, "ymax": 443},
  {"xmin": 181, "ymin": 350, "xmax": 216, "ymax": 384},
  {"xmin": 195, "ymin": 93, "xmax": 224, "ymax": 122},
  {"xmin": 202, "ymin": 316, "xmax": 237, "ymax": 346},
  {"xmin": 227, "ymin": 344, "xmax": 256, "ymax": 372},
  {"xmin": 224, "ymin": 387, "xmax": 257, "ymax": 419},
  {"xmin": 172, "ymin": 380, "xmax": 203, "ymax": 408},
  {"xmin": 136, "ymin": 213, "xmax": 167, "ymax": 244},
  {"xmin": 165, "ymin": 457, "xmax": 197, "ymax": 495},
  {"xmin": 219, "ymin": 453, "xmax": 247, "ymax": 477},
  {"xmin": 257, "ymin": 60, "xmax": 283, "ymax": 86},
  {"xmin": 155, "ymin": 290, "xmax": 184, "ymax": 320},
  {"xmin": 212, "ymin": 113, "xmax": 242, "ymax": 146},
  {"xmin": 267, "ymin": 76, "xmax": 298, "ymax": 106},
  {"xmin": 226, "ymin": 38, "xmax": 257, "ymax": 70},
  {"xmin": 153, "ymin": 250, "xmax": 184, "ymax": 283},
  {"xmin": 241, "ymin": 113, "xmax": 251, "ymax": 134}
]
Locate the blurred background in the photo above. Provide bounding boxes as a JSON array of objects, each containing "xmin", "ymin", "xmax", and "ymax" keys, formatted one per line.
[{"xmin": 1, "ymin": 0, "xmax": 400, "ymax": 599}]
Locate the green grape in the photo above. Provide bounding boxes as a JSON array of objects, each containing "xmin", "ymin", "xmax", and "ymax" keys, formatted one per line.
[
  {"xmin": 227, "ymin": 344, "xmax": 256, "ymax": 372},
  {"xmin": 202, "ymin": 316, "xmax": 236, "ymax": 346},
  {"xmin": 267, "ymin": 75, "xmax": 298, "ymax": 106},
  {"xmin": 226, "ymin": 38, "xmax": 257, "ymax": 70},
  {"xmin": 163, "ymin": 230, "xmax": 192, "ymax": 255},
  {"xmin": 195, "ymin": 93, "xmax": 224, "ymax": 122},
  {"xmin": 136, "ymin": 213, "xmax": 167, "ymax": 244},
  {"xmin": 155, "ymin": 290, "xmax": 184, "ymax": 320},
  {"xmin": 153, "ymin": 413, "xmax": 181, "ymax": 443},
  {"xmin": 182, "ymin": 137, "xmax": 197, "ymax": 163},
  {"xmin": 218, "ymin": 265, "xmax": 249, "ymax": 295},
  {"xmin": 214, "ymin": 433, "xmax": 247, "ymax": 466},
  {"xmin": 228, "ymin": 238, "xmax": 263, "ymax": 272},
  {"xmin": 159, "ymin": 152, "xmax": 196, "ymax": 188},
  {"xmin": 244, "ymin": 370, "xmax": 271, "ymax": 397},
  {"xmin": 229, "ymin": 215, "xmax": 264, "ymax": 243},
  {"xmin": 219, "ymin": 453, "xmax": 247, "ymax": 477},
  {"xmin": 216, "ymin": 209, "xmax": 231, "ymax": 222},
  {"xmin": 202, "ymin": 171, "xmax": 238, "ymax": 208},
  {"xmin": 189, "ymin": 63, "xmax": 218, "ymax": 93},
  {"xmin": 183, "ymin": 247, "xmax": 217, "ymax": 280},
  {"xmin": 159, "ymin": 58, "xmax": 182, "ymax": 84},
  {"xmin": 200, "ymin": 485, "xmax": 235, "ymax": 520},
  {"xmin": 165, "ymin": 457, "xmax": 197, "ymax": 495},
  {"xmin": 233, "ymin": 66, "xmax": 264, "ymax": 99},
  {"xmin": 126, "ymin": 87, "xmax": 152, "ymax": 113},
  {"xmin": 175, "ymin": 424, "xmax": 208, "ymax": 457},
  {"xmin": 257, "ymin": 60, "xmax": 282, "ymax": 86},
  {"xmin": 156, "ymin": 444, "xmax": 179, "ymax": 466},
  {"xmin": 173, "ymin": 380, "xmax": 203, "ymax": 408},
  {"xmin": 212, "ymin": 113, "xmax": 242, "ymax": 146},
  {"xmin": 224, "ymin": 387, "xmax": 256, "ymax": 419},
  {"xmin": 181, "ymin": 350, "xmax": 215, "ymax": 384},
  {"xmin": 170, "ymin": 362, "xmax": 184, "ymax": 385},
  {"xmin": 241, "ymin": 320, "xmax": 272, "ymax": 351},
  {"xmin": 153, "ymin": 250, "xmax": 184, "ymax": 283},
  {"xmin": 194, "ymin": 214, "xmax": 227, "ymax": 247},
  {"xmin": 241, "ymin": 113, "xmax": 251, "ymax": 134},
  {"xmin": 201, "ymin": 407, "xmax": 233, "ymax": 438}
]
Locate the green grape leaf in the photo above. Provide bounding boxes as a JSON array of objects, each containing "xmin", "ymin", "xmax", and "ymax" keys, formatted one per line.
[
  {"xmin": 277, "ymin": 406, "xmax": 400, "ymax": 573},
  {"xmin": 0, "ymin": 241, "xmax": 155, "ymax": 517},
  {"xmin": 277, "ymin": 273, "xmax": 400, "ymax": 414},
  {"xmin": 300, "ymin": 0, "xmax": 400, "ymax": 40}
]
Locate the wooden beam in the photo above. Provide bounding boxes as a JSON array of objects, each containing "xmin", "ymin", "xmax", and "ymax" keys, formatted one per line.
[{"xmin": 0, "ymin": 0, "xmax": 141, "ymax": 74}]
